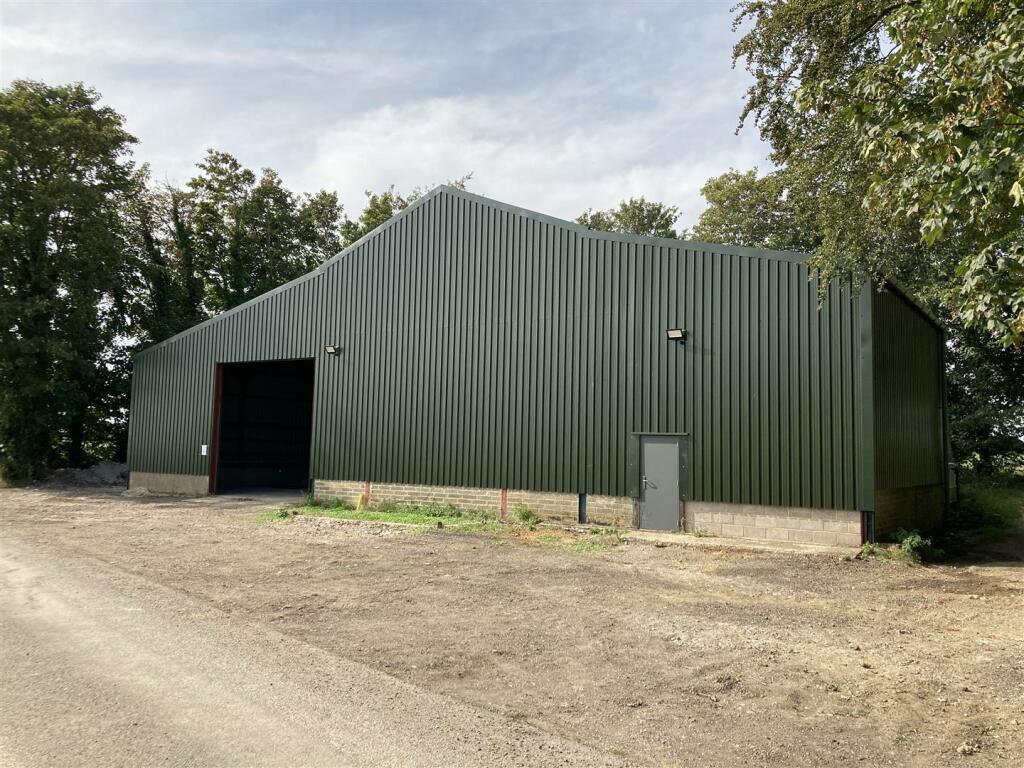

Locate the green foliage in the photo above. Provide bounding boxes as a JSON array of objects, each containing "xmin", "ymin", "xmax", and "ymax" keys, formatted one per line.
[
  {"xmin": 858, "ymin": 541, "xmax": 881, "ymax": 558},
  {"xmin": 301, "ymin": 493, "xmax": 355, "ymax": 510},
  {"xmin": 181, "ymin": 150, "xmax": 343, "ymax": 313},
  {"xmin": 889, "ymin": 529, "xmax": 945, "ymax": 563},
  {"xmin": 532, "ymin": 529, "xmax": 623, "ymax": 553},
  {"xmin": 289, "ymin": 501, "xmax": 498, "ymax": 531},
  {"xmin": 946, "ymin": 324, "xmax": 1024, "ymax": 473},
  {"xmin": 949, "ymin": 475, "xmax": 1024, "ymax": 533},
  {"xmin": 856, "ymin": 533, "xmax": 942, "ymax": 563},
  {"xmin": 850, "ymin": 2, "xmax": 1024, "ymax": 344},
  {"xmin": 372, "ymin": 501, "xmax": 462, "ymax": 518},
  {"xmin": 0, "ymin": 80, "xmax": 140, "ymax": 481},
  {"xmin": 576, "ymin": 197, "xmax": 684, "ymax": 239},
  {"xmin": 732, "ymin": 0, "xmax": 1024, "ymax": 345},
  {"xmin": 692, "ymin": 168, "xmax": 817, "ymax": 252},
  {"xmin": 257, "ymin": 508, "xmax": 294, "ymax": 522},
  {"xmin": 857, "ymin": 529, "xmax": 945, "ymax": 563},
  {"xmin": 513, "ymin": 503, "xmax": 541, "ymax": 529}
]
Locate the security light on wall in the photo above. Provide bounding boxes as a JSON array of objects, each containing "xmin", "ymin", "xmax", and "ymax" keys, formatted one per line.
[
  {"xmin": 666, "ymin": 328, "xmax": 687, "ymax": 343},
  {"xmin": 324, "ymin": 344, "xmax": 340, "ymax": 355}
]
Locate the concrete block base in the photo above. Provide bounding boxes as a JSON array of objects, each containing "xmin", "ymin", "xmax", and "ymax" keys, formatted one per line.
[
  {"xmin": 585, "ymin": 494, "xmax": 636, "ymax": 528},
  {"xmin": 315, "ymin": 479, "xmax": 862, "ymax": 547},
  {"xmin": 129, "ymin": 472, "xmax": 208, "ymax": 496},
  {"xmin": 506, "ymin": 489, "xmax": 579, "ymax": 524},
  {"xmin": 315, "ymin": 479, "xmax": 635, "ymax": 527},
  {"xmin": 687, "ymin": 501, "xmax": 862, "ymax": 547}
]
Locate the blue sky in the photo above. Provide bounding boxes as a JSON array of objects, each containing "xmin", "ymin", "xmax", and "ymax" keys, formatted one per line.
[{"xmin": 1, "ymin": 0, "xmax": 768, "ymax": 228}]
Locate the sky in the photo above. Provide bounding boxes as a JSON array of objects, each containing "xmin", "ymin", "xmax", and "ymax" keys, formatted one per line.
[{"xmin": 0, "ymin": 0, "xmax": 769, "ymax": 229}]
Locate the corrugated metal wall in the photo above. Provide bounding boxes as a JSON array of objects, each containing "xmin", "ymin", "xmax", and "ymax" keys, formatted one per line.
[
  {"xmin": 128, "ymin": 186, "xmax": 870, "ymax": 509},
  {"xmin": 872, "ymin": 288, "xmax": 944, "ymax": 489}
]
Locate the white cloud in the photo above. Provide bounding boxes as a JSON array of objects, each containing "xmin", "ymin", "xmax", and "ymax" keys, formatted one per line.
[
  {"xmin": 306, "ymin": 80, "xmax": 766, "ymax": 226},
  {"xmin": 1, "ymin": 0, "xmax": 770, "ymax": 227}
]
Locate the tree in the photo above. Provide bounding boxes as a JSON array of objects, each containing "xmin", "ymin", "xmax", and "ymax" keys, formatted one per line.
[
  {"xmin": 576, "ymin": 197, "xmax": 684, "ymax": 239},
  {"xmin": 341, "ymin": 174, "xmax": 473, "ymax": 247},
  {"xmin": 732, "ymin": 0, "xmax": 1024, "ymax": 345},
  {"xmin": 125, "ymin": 182, "xmax": 195, "ymax": 344},
  {"xmin": 341, "ymin": 186, "xmax": 409, "ymax": 247},
  {"xmin": 0, "ymin": 80, "xmax": 139, "ymax": 480},
  {"xmin": 691, "ymin": 168, "xmax": 817, "ymax": 251},
  {"xmin": 180, "ymin": 150, "xmax": 343, "ymax": 312}
]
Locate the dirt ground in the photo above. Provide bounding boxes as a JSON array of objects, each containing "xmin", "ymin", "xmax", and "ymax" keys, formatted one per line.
[{"xmin": 2, "ymin": 488, "xmax": 1022, "ymax": 767}]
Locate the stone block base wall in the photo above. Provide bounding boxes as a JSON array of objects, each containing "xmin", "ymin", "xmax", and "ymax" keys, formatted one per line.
[
  {"xmin": 585, "ymin": 494, "xmax": 636, "ymax": 528},
  {"xmin": 874, "ymin": 484, "xmax": 945, "ymax": 537},
  {"xmin": 315, "ymin": 479, "xmax": 638, "ymax": 527},
  {"xmin": 312, "ymin": 479, "xmax": 366, "ymax": 505},
  {"xmin": 314, "ymin": 479, "xmax": 864, "ymax": 547},
  {"xmin": 315, "ymin": 479, "xmax": 576, "ymax": 520},
  {"xmin": 506, "ymin": 489, "xmax": 579, "ymax": 524},
  {"xmin": 129, "ymin": 472, "xmax": 208, "ymax": 496},
  {"xmin": 374, "ymin": 482, "xmax": 504, "ymax": 512},
  {"xmin": 687, "ymin": 501, "xmax": 863, "ymax": 547}
]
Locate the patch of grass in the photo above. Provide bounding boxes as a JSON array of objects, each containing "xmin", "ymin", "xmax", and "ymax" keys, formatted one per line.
[
  {"xmin": 858, "ymin": 541, "xmax": 881, "ymax": 558},
  {"xmin": 300, "ymin": 493, "xmax": 355, "ymax": 510},
  {"xmin": 949, "ymin": 476, "xmax": 1024, "ymax": 534},
  {"xmin": 257, "ymin": 508, "xmax": 294, "ymax": 522},
  {"xmin": 526, "ymin": 527, "xmax": 623, "ymax": 553},
  {"xmin": 692, "ymin": 527, "xmax": 709, "ymax": 538},
  {"xmin": 513, "ymin": 503, "xmax": 541, "ymax": 530},
  {"xmin": 289, "ymin": 501, "xmax": 499, "ymax": 532},
  {"xmin": 856, "ymin": 529, "xmax": 944, "ymax": 564},
  {"xmin": 268, "ymin": 495, "xmax": 626, "ymax": 549}
]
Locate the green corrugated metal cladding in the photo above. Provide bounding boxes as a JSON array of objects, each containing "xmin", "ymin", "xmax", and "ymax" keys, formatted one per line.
[
  {"xmin": 871, "ymin": 287, "xmax": 945, "ymax": 490},
  {"xmin": 128, "ymin": 185, "xmax": 919, "ymax": 511}
]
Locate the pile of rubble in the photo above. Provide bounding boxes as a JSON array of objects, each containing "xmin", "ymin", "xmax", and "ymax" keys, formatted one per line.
[{"xmin": 43, "ymin": 460, "xmax": 129, "ymax": 489}]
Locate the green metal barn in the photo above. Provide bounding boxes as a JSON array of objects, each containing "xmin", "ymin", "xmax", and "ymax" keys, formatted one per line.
[{"xmin": 127, "ymin": 186, "xmax": 949, "ymax": 545}]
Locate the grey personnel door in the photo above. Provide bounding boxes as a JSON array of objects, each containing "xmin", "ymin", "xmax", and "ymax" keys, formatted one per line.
[{"xmin": 639, "ymin": 435, "xmax": 680, "ymax": 531}]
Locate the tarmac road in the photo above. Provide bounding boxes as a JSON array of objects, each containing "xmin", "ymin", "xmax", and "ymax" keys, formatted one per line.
[{"xmin": 0, "ymin": 538, "xmax": 620, "ymax": 768}]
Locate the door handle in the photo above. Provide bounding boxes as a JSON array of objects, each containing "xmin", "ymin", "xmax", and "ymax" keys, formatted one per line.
[{"xmin": 642, "ymin": 475, "xmax": 656, "ymax": 489}]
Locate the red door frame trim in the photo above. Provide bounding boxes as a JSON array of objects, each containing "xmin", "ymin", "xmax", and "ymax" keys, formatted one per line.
[{"xmin": 208, "ymin": 363, "xmax": 224, "ymax": 494}]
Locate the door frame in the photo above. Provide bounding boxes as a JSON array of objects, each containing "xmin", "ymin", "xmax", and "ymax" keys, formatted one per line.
[
  {"xmin": 208, "ymin": 363, "xmax": 224, "ymax": 494},
  {"xmin": 627, "ymin": 432, "xmax": 692, "ymax": 530},
  {"xmin": 208, "ymin": 357, "xmax": 317, "ymax": 495}
]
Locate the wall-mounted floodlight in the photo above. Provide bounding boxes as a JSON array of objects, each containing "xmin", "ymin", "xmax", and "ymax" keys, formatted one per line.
[
  {"xmin": 666, "ymin": 328, "xmax": 687, "ymax": 343},
  {"xmin": 324, "ymin": 344, "xmax": 340, "ymax": 355}
]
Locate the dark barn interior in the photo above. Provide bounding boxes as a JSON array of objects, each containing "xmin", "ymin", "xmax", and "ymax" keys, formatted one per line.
[{"xmin": 214, "ymin": 359, "xmax": 315, "ymax": 492}]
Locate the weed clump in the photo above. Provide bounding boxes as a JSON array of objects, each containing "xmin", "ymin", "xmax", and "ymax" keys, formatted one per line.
[
  {"xmin": 257, "ymin": 508, "xmax": 294, "ymax": 522},
  {"xmin": 855, "ymin": 529, "xmax": 944, "ymax": 563},
  {"xmin": 514, "ymin": 504, "xmax": 541, "ymax": 530},
  {"xmin": 891, "ymin": 528, "xmax": 945, "ymax": 563},
  {"xmin": 301, "ymin": 493, "xmax": 355, "ymax": 510},
  {"xmin": 858, "ymin": 541, "xmax": 880, "ymax": 558},
  {"xmin": 530, "ymin": 527, "xmax": 623, "ymax": 552}
]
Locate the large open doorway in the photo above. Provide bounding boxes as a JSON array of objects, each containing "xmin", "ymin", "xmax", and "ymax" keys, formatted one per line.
[{"xmin": 211, "ymin": 359, "xmax": 315, "ymax": 493}]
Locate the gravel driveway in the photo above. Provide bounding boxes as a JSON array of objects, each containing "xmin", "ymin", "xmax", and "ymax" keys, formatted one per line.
[{"xmin": 1, "ymin": 488, "xmax": 1021, "ymax": 766}]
